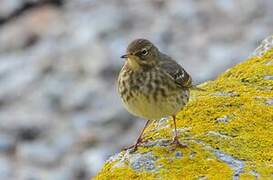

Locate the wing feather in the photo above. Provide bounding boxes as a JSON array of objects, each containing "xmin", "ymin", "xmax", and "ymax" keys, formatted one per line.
[{"xmin": 159, "ymin": 53, "xmax": 192, "ymax": 88}]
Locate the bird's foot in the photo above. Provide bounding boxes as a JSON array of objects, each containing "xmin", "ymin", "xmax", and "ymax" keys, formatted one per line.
[
  {"xmin": 123, "ymin": 139, "xmax": 143, "ymax": 152},
  {"xmin": 123, "ymin": 144, "xmax": 138, "ymax": 152},
  {"xmin": 171, "ymin": 136, "xmax": 187, "ymax": 148}
]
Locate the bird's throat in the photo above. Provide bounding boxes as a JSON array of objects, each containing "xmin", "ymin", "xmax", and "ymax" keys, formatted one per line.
[{"xmin": 127, "ymin": 58, "xmax": 141, "ymax": 71}]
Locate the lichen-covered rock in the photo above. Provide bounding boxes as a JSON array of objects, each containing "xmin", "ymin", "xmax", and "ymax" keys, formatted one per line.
[{"xmin": 95, "ymin": 36, "xmax": 273, "ymax": 179}]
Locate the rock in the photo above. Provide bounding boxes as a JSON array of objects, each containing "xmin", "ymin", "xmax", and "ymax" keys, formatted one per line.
[
  {"xmin": 0, "ymin": 109, "xmax": 51, "ymax": 135},
  {"xmin": 0, "ymin": 134, "xmax": 16, "ymax": 152},
  {"xmin": 129, "ymin": 152, "xmax": 157, "ymax": 171},
  {"xmin": 95, "ymin": 35, "xmax": 273, "ymax": 179},
  {"xmin": 252, "ymin": 36, "xmax": 273, "ymax": 57},
  {"xmin": 215, "ymin": 115, "xmax": 230, "ymax": 123},
  {"xmin": 0, "ymin": 5, "xmax": 64, "ymax": 53},
  {"xmin": 0, "ymin": 1, "xmax": 273, "ymax": 178},
  {"xmin": 82, "ymin": 148, "xmax": 109, "ymax": 175},
  {"xmin": 0, "ymin": 156, "xmax": 13, "ymax": 179},
  {"xmin": 264, "ymin": 75, "xmax": 273, "ymax": 80},
  {"xmin": 0, "ymin": 0, "xmax": 22, "ymax": 18},
  {"xmin": 17, "ymin": 141, "xmax": 64, "ymax": 166},
  {"xmin": 18, "ymin": 154, "xmax": 88, "ymax": 180},
  {"xmin": 265, "ymin": 98, "xmax": 273, "ymax": 105}
]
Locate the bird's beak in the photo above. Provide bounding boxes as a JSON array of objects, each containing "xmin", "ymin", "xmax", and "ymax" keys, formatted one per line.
[{"xmin": 120, "ymin": 54, "xmax": 129, "ymax": 59}]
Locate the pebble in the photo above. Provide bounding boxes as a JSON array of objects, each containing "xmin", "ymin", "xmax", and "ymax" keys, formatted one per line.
[
  {"xmin": 17, "ymin": 142, "xmax": 64, "ymax": 166},
  {"xmin": 0, "ymin": 134, "xmax": 16, "ymax": 152},
  {"xmin": 0, "ymin": 156, "xmax": 13, "ymax": 179},
  {"xmin": 82, "ymin": 148, "xmax": 109, "ymax": 175}
]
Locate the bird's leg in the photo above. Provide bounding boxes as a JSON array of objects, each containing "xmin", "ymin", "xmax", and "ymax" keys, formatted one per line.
[
  {"xmin": 171, "ymin": 115, "xmax": 187, "ymax": 148},
  {"xmin": 124, "ymin": 120, "xmax": 151, "ymax": 152}
]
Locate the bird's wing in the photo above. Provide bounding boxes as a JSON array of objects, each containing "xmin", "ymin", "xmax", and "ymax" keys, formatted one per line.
[{"xmin": 159, "ymin": 54, "xmax": 192, "ymax": 89}]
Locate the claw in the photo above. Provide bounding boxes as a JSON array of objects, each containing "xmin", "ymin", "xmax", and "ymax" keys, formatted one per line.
[
  {"xmin": 123, "ymin": 138, "xmax": 142, "ymax": 152},
  {"xmin": 171, "ymin": 136, "xmax": 187, "ymax": 148},
  {"xmin": 171, "ymin": 115, "xmax": 187, "ymax": 148},
  {"xmin": 123, "ymin": 120, "xmax": 151, "ymax": 153}
]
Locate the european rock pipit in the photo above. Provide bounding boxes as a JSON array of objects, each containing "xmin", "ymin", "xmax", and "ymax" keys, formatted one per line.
[{"xmin": 118, "ymin": 39, "xmax": 195, "ymax": 151}]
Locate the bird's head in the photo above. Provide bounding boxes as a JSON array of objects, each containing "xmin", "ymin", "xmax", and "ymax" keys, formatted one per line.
[{"xmin": 121, "ymin": 39, "xmax": 159, "ymax": 70}]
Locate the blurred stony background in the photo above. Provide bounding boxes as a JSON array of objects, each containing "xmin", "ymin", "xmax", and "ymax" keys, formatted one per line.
[{"xmin": 0, "ymin": 0, "xmax": 272, "ymax": 179}]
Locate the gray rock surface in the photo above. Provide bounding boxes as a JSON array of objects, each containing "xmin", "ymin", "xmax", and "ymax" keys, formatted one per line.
[{"xmin": 0, "ymin": 0, "xmax": 272, "ymax": 179}]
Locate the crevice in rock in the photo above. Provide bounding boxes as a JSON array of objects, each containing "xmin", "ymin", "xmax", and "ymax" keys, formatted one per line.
[
  {"xmin": 214, "ymin": 150, "xmax": 245, "ymax": 180},
  {"xmin": 195, "ymin": 140, "xmax": 245, "ymax": 180},
  {"xmin": 0, "ymin": 0, "xmax": 64, "ymax": 26}
]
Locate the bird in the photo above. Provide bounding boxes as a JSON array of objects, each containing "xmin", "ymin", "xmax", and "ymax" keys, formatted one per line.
[{"xmin": 117, "ymin": 38, "xmax": 195, "ymax": 151}]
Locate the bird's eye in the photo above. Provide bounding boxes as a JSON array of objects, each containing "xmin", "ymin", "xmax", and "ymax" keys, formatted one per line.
[{"xmin": 141, "ymin": 49, "xmax": 148, "ymax": 56}]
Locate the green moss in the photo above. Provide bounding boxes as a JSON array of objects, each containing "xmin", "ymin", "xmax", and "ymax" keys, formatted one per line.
[{"xmin": 95, "ymin": 45, "xmax": 273, "ymax": 179}]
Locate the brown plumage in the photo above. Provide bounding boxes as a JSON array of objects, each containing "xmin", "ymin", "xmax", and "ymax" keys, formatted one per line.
[{"xmin": 117, "ymin": 39, "xmax": 193, "ymax": 151}]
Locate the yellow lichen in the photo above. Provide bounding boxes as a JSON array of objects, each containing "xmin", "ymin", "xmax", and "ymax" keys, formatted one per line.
[{"xmin": 94, "ymin": 46, "xmax": 273, "ymax": 179}]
